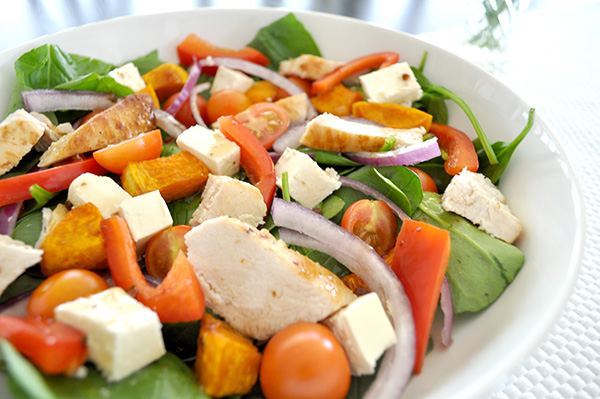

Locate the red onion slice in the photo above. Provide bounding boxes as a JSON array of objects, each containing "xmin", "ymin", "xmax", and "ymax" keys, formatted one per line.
[
  {"xmin": 272, "ymin": 122, "xmax": 307, "ymax": 153},
  {"xmin": 189, "ymin": 82, "xmax": 211, "ymax": 128},
  {"xmin": 0, "ymin": 202, "xmax": 23, "ymax": 236},
  {"xmin": 154, "ymin": 109, "xmax": 187, "ymax": 138},
  {"xmin": 346, "ymin": 137, "xmax": 441, "ymax": 166},
  {"xmin": 440, "ymin": 275, "xmax": 454, "ymax": 347},
  {"xmin": 164, "ymin": 62, "xmax": 202, "ymax": 116},
  {"xmin": 339, "ymin": 176, "xmax": 409, "ymax": 221},
  {"xmin": 271, "ymin": 198, "xmax": 416, "ymax": 399},
  {"xmin": 21, "ymin": 89, "xmax": 115, "ymax": 112}
]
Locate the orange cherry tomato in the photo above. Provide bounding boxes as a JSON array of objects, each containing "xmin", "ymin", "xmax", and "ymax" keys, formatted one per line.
[
  {"xmin": 163, "ymin": 91, "xmax": 208, "ymax": 128},
  {"xmin": 260, "ymin": 322, "xmax": 351, "ymax": 399},
  {"xmin": 407, "ymin": 166, "xmax": 438, "ymax": 193},
  {"xmin": 206, "ymin": 89, "xmax": 252, "ymax": 125},
  {"xmin": 341, "ymin": 199, "xmax": 397, "ymax": 257},
  {"xmin": 27, "ymin": 269, "xmax": 109, "ymax": 319},
  {"xmin": 92, "ymin": 129, "xmax": 163, "ymax": 174},
  {"xmin": 145, "ymin": 225, "xmax": 192, "ymax": 279},
  {"xmin": 235, "ymin": 102, "xmax": 290, "ymax": 149}
]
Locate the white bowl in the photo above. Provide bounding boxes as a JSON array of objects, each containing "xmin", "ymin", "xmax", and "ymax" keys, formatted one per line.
[{"xmin": 0, "ymin": 8, "xmax": 585, "ymax": 399}]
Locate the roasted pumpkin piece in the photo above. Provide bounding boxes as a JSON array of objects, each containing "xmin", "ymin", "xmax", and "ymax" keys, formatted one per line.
[
  {"xmin": 120, "ymin": 151, "xmax": 209, "ymax": 202},
  {"xmin": 142, "ymin": 63, "xmax": 189, "ymax": 102},
  {"xmin": 40, "ymin": 202, "xmax": 106, "ymax": 276},
  {"xmin": 352, "ymin": 101, "xmax": 433, "ymax": 131},
  {"xmin": 194, "ymin": 314, "xmax": 261, "ymax": 398},
  {"xmin": 311, "ymin": 83, "xmax": 364, "ymax": 116},
  {"xmin": 342, "ymin": 273, "xmax": 371, "ymax": 296}
]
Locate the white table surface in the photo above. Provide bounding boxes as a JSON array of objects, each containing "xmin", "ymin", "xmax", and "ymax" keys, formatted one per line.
[{"xmin": 2, "ymin": 1, "xmax": 599, "ymax": 397}]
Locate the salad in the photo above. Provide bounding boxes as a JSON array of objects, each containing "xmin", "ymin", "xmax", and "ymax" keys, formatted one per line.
[{"xmin": 0, "ymin": 12, "xmax": 534, "ymax": 399}]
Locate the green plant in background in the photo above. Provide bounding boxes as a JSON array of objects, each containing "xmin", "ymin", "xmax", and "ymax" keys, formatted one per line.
[{"xmin": 467, "ymin": 0, "xmax": 528, "ymax": 51}]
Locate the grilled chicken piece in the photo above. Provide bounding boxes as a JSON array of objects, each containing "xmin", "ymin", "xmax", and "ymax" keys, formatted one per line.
[
  {"xmin": 38, "ymin": 94, "xmax": 155, "ymax": 167},
  {"xmin": 0, "ymin": 109, "xmax": 46, "ymax": 176},
  {"xmin": 279, "ymin": 54, "xmax": 343, "ymax": 81},
  {"xmin": 185, "ymin": 216, "xmax": 356, "ymax": 341}
]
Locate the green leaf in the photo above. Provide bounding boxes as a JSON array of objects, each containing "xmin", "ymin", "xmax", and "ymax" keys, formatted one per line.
[
  {"xmin": 0, "ymin": 270, "xmax": 45, "ymax": 306},
  {"xmin": 168, "ymin": 193, "xmax": 202, "ymax": 226},
  {"xmin": 11, "ymin": 209, "xmax": 43, "ymax": 247},
  {"xmin": 161, "ymin": 142, "xmax": 181, "ymax": 158},
  {"xmin": 413, "ymin": 158, "xmax": 453, "ymax": 192},
  {"xmin": 320, "ymin": 195, "xmax": 346, "ymax": 220},
  {"xmin": 161, "ymin": 322, "xmax": 201, "ymax": 361},
  {"xmin": 55, "ymin": 74, "xmax": 133, "ymax": 97},
  {"xmin": 26, "ymin": 185, "xmax": 58, "ymax": 216},
  {"xmin": 296, "ymin": 147, "xmax": 360, "ymax": 167},
  {"xmin": 247, "ymin": 13, "xmax": 321, "ymax": 70},
  {"xmin": 128, "ymin": 50, "xmax": 164, "ymax": 75},
  {"xmin": 413, "ymin": 192, "xmax": 524, "ymax": 313}
]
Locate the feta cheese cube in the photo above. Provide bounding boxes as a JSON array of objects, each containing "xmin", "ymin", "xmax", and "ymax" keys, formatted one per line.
[
  {"xmin": 0, "ymin": 235, "xmax": 43, "ymax": 297},
  {"xmin": 279, "ymin": 54, "xmax": 343, "ymax": 80},
  {"xmin": 190, "ymin": 174, "xmax": 267, "ymax": 228},
  {"xmin": 68, "ymin": 173, "xmax": 132, "ymax": 219},
  {"xmin": 117, "ymin": 190, "xmax": 173, "ymax": 252},
  {"xmin": 359, "ymin": 62, "xmax": 423, "ymax": 107},
  {"xmin": 176, "ymin": 125, "xmax": 240, "ymax": 176},
  {"xmin": 441, "ymin": 169, "xmax": 522, "ymax": 243},
  {"xmin": 108, "ymin": 62, "xmax": 146, "ymax": 92},
  {"xmin": 0, "ymin": 109, "xmax": 47, "ymax": 176},
  {"xmin": 323, "ymin": 292, "xmax": 397, "ymax": 376},
  {"xmin": 210, "ymin": 65, "xmax": 255, "ymax": 95},
  {"xmin": 275, "ymin": 93, "xmax": 310, "ymax": 124},
  {"xmin": 275, "ymin": 148, "xmax": 341, "ymax": 209},
  {"xmin": 55, "ymin": 287, "xmax": 166, "ymax": 382}
]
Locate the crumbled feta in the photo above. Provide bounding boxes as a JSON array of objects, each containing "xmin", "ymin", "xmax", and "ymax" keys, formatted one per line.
[
  {"xmin": 108, "ymin": 62, "xmax": 146, "ymax": 92},
  {"xmin": 68, "ymin": 173, "xmax": 132, "ymax": 219},
  {"xmin": 176, "ymin": 125, "xmax": 241, "ymax": 176},
  {"xmin": 210, "ymin": 65, "xmax": 255, "ymax": 95},
  {"xmin": 359, "ymin": 62, "xmax": 423, "ymax": 107}
]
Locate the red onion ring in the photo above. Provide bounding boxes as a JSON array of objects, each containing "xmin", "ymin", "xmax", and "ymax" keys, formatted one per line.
[
  {"xmin": 345, "ymin": 137, "xmax": 441, "ymax": 166},
  {"xmin": 440, "ymin": 275, "xmax": 454, "ymax": 347},
  {"xmin": 339, "ymin": 176, "xmax": 409, "ymax": 221},
  {"xmin": 164, "ymin": 62, "xmax": 201, "ymax": 116},
  {"xmin": 189, "ymin": 82, "xmax": 211, "ymax": 128},
  {"xmin": 0, "ymin": 202, "xmax": 23, "ymax": 236},
  {"xmin": 21, "ymin": 89, "xmax": 115, "ymax": 112},
  {"xmin": 154, "ymin": 109, "xmax": 187, "ymax": 138},
  {"xmin": 272, "ymin": 122, "xmax": 307, "ymax": 153},
  {"xmin": 271, "ymin": 198, "xmax": 416, "ymax": 399}
]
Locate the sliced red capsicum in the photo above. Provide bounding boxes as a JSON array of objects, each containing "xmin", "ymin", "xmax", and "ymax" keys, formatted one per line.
[
  {"xmin": 177, "ymin": 33, "xmax": 270, "ymax": 68},
  {"xmin": 0, "ymin": 315, "xmax": 87, "ymax": 375},
  {"xmin": 100, "ymin": 215, "xmax": 205, "ymax": 324},
  {"xmin": 428, "ymin": 122, "xmax": 479, "ymax": 175},
  {"xmin": 311, "ymin": 51, "xmax": 400, "ymax": 95},
  {"xmin": 218, "ymin": 115, "xmax": 276, "ymax": 209},
  {"xmin": 391, "ymin": 219, "xmax": 451, "ymax": 374},
  {"xmin": 0, "ymin": 157, "xmax": 107, "ymax": 208}
]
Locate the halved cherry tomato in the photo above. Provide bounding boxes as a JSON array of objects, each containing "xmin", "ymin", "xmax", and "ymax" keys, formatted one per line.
[
  {"xmin": 163, "ymin": 91, "xmax": 208, "ymax": 128},
  {"xmin": 92, "ymin": 129, "xmax": 163, "ymax": 174},
  {"xmin": 235, "ymin": 102, "xmax": 290, "ymax": 149},
  {"xmin": 177, "ymin": 33, "xmax": 270, "ymax": 68},
  {"xmin": 206, "ymin": 89, "xmax": 252, "ymax": 125},
  {"xmin": 428, "ymin": 122, "xmax": 479, "ymax": 175},
  {"xmin": 27, "ymin": 269, "xmax": 109, "ymax": 319},
  {"xmin": 145, "ymin": 225, "xmax": 192, "ymax": 279},
  {"xmin": 341, "ymin": 199, "xmax": 397, "ymax": 257},
  {"xmin": 0, "ymin": 315, "xmax": 87, "ymax": 375},
  {"xmin": 407, "ymin": 166, "xmax": 438, "ymax": 193},
  {"xmin": 260, "ymin": 322, "xmax": 351, "ymax": 399}
]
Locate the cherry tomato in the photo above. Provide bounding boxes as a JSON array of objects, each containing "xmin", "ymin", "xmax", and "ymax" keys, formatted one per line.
[
  {"xmin": 235, "ymin": 102, "xmax": 290, "ymax": 149},
  {"xmin": 163, "ymin": 91, "xmax": 208, "ymax": 128},
  {"xmin": 341, "ymin": 199, "xmax": 397, "ymax": 257},
  {"xmin": 145, "ymin": 225, "xmax": 192, "ymax": 279},
  {"xmin": 260, "ymin": 322, "xmax": 351, "ymax": 399},
  {"xmin": 92, "ymin": 129, "xmax": 163, "ymax": 174},
  {"xmin": 206, "ymin": 89, "xmax": 252, "ymax": 125},
  {"xmin": 407, "ymin": 166, "xmax": 438, "ymax": 193},
  {"xmin": 27, "ymin": 269, "xmax": 109, "ymax": 319},
  {"xmin": 428, "ymin": 122, "xmax": 479, "ymax": 175}
]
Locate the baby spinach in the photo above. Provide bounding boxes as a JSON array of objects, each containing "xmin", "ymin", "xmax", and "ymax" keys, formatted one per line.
[{"xmin": 413, "ymin": 192, "xmax": 524, "ymax": 313}]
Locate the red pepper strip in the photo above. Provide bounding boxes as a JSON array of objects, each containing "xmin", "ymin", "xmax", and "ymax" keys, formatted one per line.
[
  {"xmin": 391, "ymin": 219, "xmax": 451, "ymax": 374},
  {"xmin": 100, "ymin": 216, "xmax": 205, "ymax": 323},
  {"xmin": 0, "ymin": 157, "xmax": 107, "ymax": 208},
  {"xmin": 218, "ymin": 115, "xmax": 276, "ymax": 209},
  {"xmin": 176, "ymin": 33, "xmax": 270, "ymax": 68},
  {"xmin": 0, "ymin": 315, "xmax": 87, "ymax": 375},
  {"xmin": 311, "ymin": 51, "xmax": 400, "ymax": 95},
  {"xmin": 428, "ymin": 122, "xmax": 479, "ymax": 175}
]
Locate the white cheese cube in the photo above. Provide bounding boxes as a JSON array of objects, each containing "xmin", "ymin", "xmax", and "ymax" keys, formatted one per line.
[
  {"xmin": 0, "ymin": 109, "xmax": 47, "ymax": 176},
  {"xmin": 189, "ymin": 174, "xmax": 267, "ymax": 228},
  {"xmin": 55, "ymin": 287, "xmax": 166, "ymax": 382},
  {"xmin": 359, "ymin": 62, "xmax": 423, "ymax": 107},
  {"xmin": 324, "ymin": 292, "xmax": 397, "ymax": 376},
  {"xmin": 275, "ymin": 148, "xmax": 341, "ymax": 209},
  {"xmin": 108, "ymin": 62, "xmax": 146, "ymax": 92},
  {"xmin": 275, "ymin": 93, "xmax": 310, "ymax": 124},
  {"xmin": 117, "ymin": 190, "xmax": 173, "ymax": 252},
  {"xmin": 68, "ymin": 173, "xmax": 132, "ymax": 219},
  {"xmin": 176, "ymin": 125, "xmax": 240, "ymax": 176},
  {"xmin": 210, "ymin": 65, "xmax": 255, "ymax": 95},
  {"xmin": 279, "ymin": 54, "xmax": 343, "ymax": 80},
  {"xmin": 441, "ymin": 169, "xmax": 522, "ymax": 243},
  {"xmin": 0, "ymin": 235, "xmax": 43, "ymax": 297}
]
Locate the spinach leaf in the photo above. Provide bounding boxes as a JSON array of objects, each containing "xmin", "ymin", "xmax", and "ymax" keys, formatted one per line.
[
  {"xmin": 11, "ymin": 209, "xmax": 43, "ymax": 247},
  {"xmin": 168, "ymin": 193, "xmax": 202, "ymax": 226},
  {"xmin": 296, "ymin": 147, "xmax": 361, "ymax": 167},
  {"xmin": 413, "ymin": 192, "xmax": 524, "ymax": 313},
  {"xmin": 128, "ymin": 50, "xmax": 164, "ymax": 75},
  {"xmin": 162, "ymin": 321, "xmax": 201, "ymax": 361},
  {"xmin": 247, "ymin": 13, "xmax": 321, "ymax": 70},
  {"xmin": 0, "ymin": 270, "xmax": 44, "ymax": 306},
  {"xmin": 55, "ymin": 74, "xmax": 133, "ymax": 97}
]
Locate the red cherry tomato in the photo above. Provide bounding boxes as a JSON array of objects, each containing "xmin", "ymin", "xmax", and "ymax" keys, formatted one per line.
[
  {"xmin": 206, "ymin": 89, "xmax": 252, "ymax": 125},
  {"xmin": 163, "ymin": 91, "xmax": 208, "ymax": 128},
  {"xmin": 341, "ymin": 199, "xmax": 397, "ymax": 257},
  {"xmin": 92, "ymin": 129, "xmax": 163, "ymax": 174},
  {"xmin": 27, "ymin": 269, "xmax": 109, "ymax": 319},
  {"xmin": 235, "ymin": 102, "xmax": 290, "ymax": 149},
  {"xmin": 260, "ymin": 322, "xmax": 351, "ymax": 399},
  {"xmin": 145, "ymin": 225, "xmax": 192, "ymax": 279}
]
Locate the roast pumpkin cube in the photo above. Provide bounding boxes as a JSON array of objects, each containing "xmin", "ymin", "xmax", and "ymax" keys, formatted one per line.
[
  {"xmin": 142, "ymin": 63, "xmax": 188, "ymax": 101},
  {"xmin": 40, "ymin": 202, "xmax": 106, "ymax": 276},
  {"xmin": 120, "ymin": 151, "xmax": 209, "ymax": 202},
  {"xmin": 194, "ymin": 314, "xmax": 261, "ymax": 398}
]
